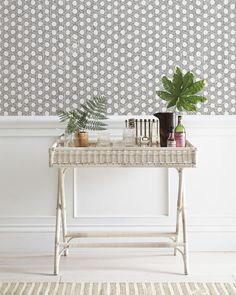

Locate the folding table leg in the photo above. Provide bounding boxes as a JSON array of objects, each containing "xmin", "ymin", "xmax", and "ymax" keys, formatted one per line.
[
  {"xmin": 60, "ymin": 168, "xmax": 68, "ymax": 256},
  {"xmin": 182, "ymin": 185, "xmax": 189, "ymax": 275},
  {"xmin": 174, "ymin": 168, "xmax": 189, "ymax": 275},
  {"xmin": 54, "ymin": 168, "xmax": 62, "ymax": 275},
  {"xmin": 174, "ymin": 168, "xmax": 183, "ymax": 256}
]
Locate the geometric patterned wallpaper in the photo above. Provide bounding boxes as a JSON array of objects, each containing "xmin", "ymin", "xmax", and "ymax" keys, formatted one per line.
[{"xmin": 0, "ymin": 0, "xmax": 235, "ymax": 115}]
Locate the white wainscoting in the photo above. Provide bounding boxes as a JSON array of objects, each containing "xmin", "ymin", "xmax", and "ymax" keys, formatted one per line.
[{"xmin": 0, "ymin": 115, "xmax": 236, "ymax": 253}]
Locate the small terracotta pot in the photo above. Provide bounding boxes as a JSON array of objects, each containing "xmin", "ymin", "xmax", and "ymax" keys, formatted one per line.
[
  {"xmin": 78, "ymin": 131, "xmax": 89, "ymax": 147},
  {"xmin": 73, "ymin": 132, "xmax": 80, "ymax": 147}
]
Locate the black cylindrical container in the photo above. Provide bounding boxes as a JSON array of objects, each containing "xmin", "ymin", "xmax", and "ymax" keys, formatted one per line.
[{"xmin": 153, "ymin": 112, "xmax": 176, "ymax": 147}]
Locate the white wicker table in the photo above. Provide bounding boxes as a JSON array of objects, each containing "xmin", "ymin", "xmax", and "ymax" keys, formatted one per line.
[{"xmin": 49, "ymin": 141, "xmax": 197, "ymax": 275}]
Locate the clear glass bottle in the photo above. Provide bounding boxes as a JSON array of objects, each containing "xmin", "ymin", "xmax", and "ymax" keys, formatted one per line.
[
  {"xmin": 175, "ymin": 115, "xmax": 186, "ymax": 147},
  {"xmin": 97, "ymin": 131, "xmax": 111, "ymax": 147},
  {"xmin": 123, "ymin": 118, "xmax": 136, "ymax": 147},
  {"xmin": 167, "ymin": 127, "xmax": 176, "ymax": 147}
]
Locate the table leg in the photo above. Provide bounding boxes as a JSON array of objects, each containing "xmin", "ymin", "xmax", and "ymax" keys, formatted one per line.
[
  {"xmin": 174, "ymin": 168, "xmax": 183, "ymax": 256},
  {"xmin": 174, "ymin": 168, "xmax": 188, "ymax": 275},
  {"xmin": 182, "ymin": 182, "xmax": 189, "ymax": 275},
  {"xmin": 54, "ymin": 168, "xmax": 62, "ymax": 275},
  {"xmin": 60, "ymin": 168, "xmax": 68, "ymax": 256}
]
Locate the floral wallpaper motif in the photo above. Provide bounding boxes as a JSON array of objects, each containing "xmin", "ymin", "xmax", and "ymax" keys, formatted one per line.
[{"xmin": 0, "ymin": 0, "xmax": 235, "ymax": 115}]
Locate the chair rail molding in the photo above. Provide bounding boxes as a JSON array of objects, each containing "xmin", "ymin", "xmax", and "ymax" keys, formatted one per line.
[{"xmin": 0, "ymin": 115, "xmax": 236, "ymax": 252}]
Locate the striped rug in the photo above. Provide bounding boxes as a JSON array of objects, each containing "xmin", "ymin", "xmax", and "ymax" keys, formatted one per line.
[{"xmin": 0, "ymin": 282, "xmax": 236, "ymax": 295}]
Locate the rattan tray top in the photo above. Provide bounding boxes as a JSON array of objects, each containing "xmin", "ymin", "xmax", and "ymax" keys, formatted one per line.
[{"xmin": 49, "ymin": 140, "xmax": 196, "ymax": 168}]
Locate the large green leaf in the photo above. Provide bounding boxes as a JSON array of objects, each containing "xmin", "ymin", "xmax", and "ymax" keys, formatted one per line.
[
  {"xmin": 184, "ymin": 95, "xmax": 207, "ymax": 104},
  {"xmin": 173, "ymin": 67, "xmax": 183, "ymax": 95},
  {"xmin": 167, "ymin": 98, "xmax": 178, "ymax": 108},
  {"xmin": 156, "ymin": 67, "xmax": 207, "ymax": 113},
  {"xmin": 181, "ymin": 80, "xmax": 205, "ymax": 96},
  {"xmin": 182, "ymin": 71, "xmax": 194, "ymax": 91},
  {"xmin": 156, "ymin": 91, "xmax": 173, "ymax": 101},
  {"xmin": 176, "ymin": 100, "xmax": 183, "ymax": 111},
  {"xmin": 181, "ymin": 98, "xmax": 197, "ymax": 112},
  {"xmin": 162, "ymin": 76, "xmax": 175, "ymax": 95}
]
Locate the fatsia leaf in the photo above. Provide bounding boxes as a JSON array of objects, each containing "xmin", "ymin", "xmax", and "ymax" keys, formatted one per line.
[
  {"xmin": 180, "ymin": 98, "xmax": 197, "ymax": 112},
  {"xmin": 176, "ymin": 100, "xmax": 183, "ymax": 111},
  {"xmin": 182, "ymin": 71, "xmax": 194, "ymax": 91},
  {"xmin": 187, "ymin": 104, "xmax": 197, "ymax": 112},
  {"xmin": 156, "ymin": 67, "xmax": 207, "ymax": 113},
  {"xmin": 173, "ymin": 67, "xmax": 183, "ymax": 94},
  {"xmin": 162, "ymin": 76, "xmax": 175, "ymax": 94},
  {"xmin": 182, "ymin": 80, "xmax": 205, "ymax": 96},
  {"xmin": 156, "ymin": 91, "xmax": 173, "ymax": 101},
  {"xmin": 167, "ymin": 98, "xmax": 178, "ymax": 108},
  {"xmin": 184, "ymin": 95, "xmax": 207, "ymax": 104}
]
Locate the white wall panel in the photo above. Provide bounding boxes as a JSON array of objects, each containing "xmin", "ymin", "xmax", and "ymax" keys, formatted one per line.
[
  {"xmin": 0, "ymin": 136, "xmax": 57, "ymax": 217},
  {"xmin": 186, "ymin": 136, "xmax": 236, "ymax": 218},
  {"xmin": 74, "ymin": 168, "xmax": 168, "ymax": 218}
]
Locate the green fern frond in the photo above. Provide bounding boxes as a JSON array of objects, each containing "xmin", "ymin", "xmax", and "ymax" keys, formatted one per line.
[
  {"xmin": 85, "ymin": 120, "xmax": 107, "ymax": 131},
  {"xmin": 66, "ymin": 117, "xmax": 78, "ymax": 134},
  {"xmin": 57, "ymin": 96, "xmax": 108, "ymax": 133},
  {"xmin": 57, "ymin": 109, "xmax": 78, "ymax": 133},
  {"xmin": 57, "ymin": 109, "xmax": 73, "ymax": 122},
  {"xmin": 80, "ymin": 96, "xmax": 108, "ymax": 120}
]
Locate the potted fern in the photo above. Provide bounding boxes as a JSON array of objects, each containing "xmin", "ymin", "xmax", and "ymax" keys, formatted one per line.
[
  {"xmin": 57, "ymin": 96, "xmax": 108, "ymax": 147},
  {"xmin": 155, "ymin": 67, "xmax": 207, "ymax": 146}
]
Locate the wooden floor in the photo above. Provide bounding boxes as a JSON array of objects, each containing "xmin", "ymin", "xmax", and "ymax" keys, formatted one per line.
[{"xmin": 0, "ymin": 251, "xmax": 236, "ymax": 283}]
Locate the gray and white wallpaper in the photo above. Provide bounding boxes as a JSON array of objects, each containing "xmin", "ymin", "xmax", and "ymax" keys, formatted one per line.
[{"xmin": 0, "ymin": 0, "xmax": 235, "ymax": 115}]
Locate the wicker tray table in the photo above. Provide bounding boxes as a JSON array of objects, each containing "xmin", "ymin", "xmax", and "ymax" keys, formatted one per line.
[{"xmin": 49, "ymin": 141, "xmax": 197, "ymax": 275}]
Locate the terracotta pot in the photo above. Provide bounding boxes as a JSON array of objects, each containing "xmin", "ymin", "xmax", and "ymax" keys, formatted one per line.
[
  {"xmin": 73, "ymin": 132, "xmax": 80, "ymax": 147},
  {"xmin": 78, "ymin": 131, "xmax": 89, "ymax": 147}
]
